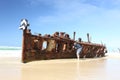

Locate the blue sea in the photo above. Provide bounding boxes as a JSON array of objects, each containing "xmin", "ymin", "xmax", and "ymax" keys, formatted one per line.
[{"xmin": 0, "ymin": 46, "xmax": 22, "ymax": 57}]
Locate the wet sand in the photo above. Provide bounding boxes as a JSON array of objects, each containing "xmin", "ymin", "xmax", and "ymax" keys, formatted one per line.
[{"xmin": 0, "ymin": 53, "xmax": 120, "ymax": 80}]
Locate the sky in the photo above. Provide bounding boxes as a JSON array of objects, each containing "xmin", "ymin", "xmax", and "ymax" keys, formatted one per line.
[{"xmin": 0, "ymin": 0, "xmax": 120, "ymax": 51}]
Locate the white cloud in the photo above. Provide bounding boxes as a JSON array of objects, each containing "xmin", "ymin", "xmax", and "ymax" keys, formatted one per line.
[
  {"xmin": 35, "ymin": 0, "xmax": 99, "ymax": 25},
  {"xmin": 80, "ymin": 0, "xmax": 120, "ymax": 9},
  {"xmin": 27, "ymin": 0, "xmax": 120, "ymax": 9}
]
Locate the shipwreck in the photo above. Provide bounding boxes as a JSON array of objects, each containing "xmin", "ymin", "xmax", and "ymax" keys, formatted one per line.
[{"xmin": 19, "ymin": 19, "xmax": 107, "ymax": 63}]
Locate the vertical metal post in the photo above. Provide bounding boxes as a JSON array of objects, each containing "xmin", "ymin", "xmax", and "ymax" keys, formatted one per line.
[
  {"xmin": 87, "ymin": 33, "xmax": 90, "ymax": 43},
  {"xmin": 73, "ymin": 32, "xmax": 76, "ymax": 40}
]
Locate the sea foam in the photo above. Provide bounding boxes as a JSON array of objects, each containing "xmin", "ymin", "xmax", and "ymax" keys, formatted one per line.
[{"xmin": 0, "ymin": 46, "xmax": 22, "ymax": 57}]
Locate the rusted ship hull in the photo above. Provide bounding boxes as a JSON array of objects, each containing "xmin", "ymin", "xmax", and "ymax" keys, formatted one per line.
[
  {"xmin": 19, "ymin": 19, "xmax": 107, "ymax": 63},
  {"xmin": 21, "ymin": 29, "xmax": 106, "ymax": 63}
]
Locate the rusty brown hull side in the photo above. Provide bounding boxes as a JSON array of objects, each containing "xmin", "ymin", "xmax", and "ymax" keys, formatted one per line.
[{"xmin": 21, "ymin": 29, "xmax": 107, "ymax": 63}]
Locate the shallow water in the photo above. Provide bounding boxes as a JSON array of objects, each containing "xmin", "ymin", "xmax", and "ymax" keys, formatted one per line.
[{"xmin": 0, "ymin": 54, "xmax": 120, "ymax": 80}]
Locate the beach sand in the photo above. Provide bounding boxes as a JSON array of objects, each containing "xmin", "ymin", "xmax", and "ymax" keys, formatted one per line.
[{"xmin": 0, "ymin": 53, "xmax": 120, "ymax": 80}]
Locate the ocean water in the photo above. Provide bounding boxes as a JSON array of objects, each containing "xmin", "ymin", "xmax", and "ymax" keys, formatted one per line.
[{"xmin": 0, "ymin": 46, "xmax": 22, "ymax": 57}]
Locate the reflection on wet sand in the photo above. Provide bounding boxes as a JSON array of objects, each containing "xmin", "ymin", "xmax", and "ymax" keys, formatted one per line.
[
  {"xmin": 21, "ymin": 58, "xmax": 109, "ymax": 80},
  {"xmin": 0, "ymin": 54, "xmax": 120, "ymax": 80}
]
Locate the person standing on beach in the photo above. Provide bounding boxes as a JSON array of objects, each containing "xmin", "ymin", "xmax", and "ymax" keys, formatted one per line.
[{"xmin": 74, "ymin": 42, "xmax": 82, "ymax": 59}]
